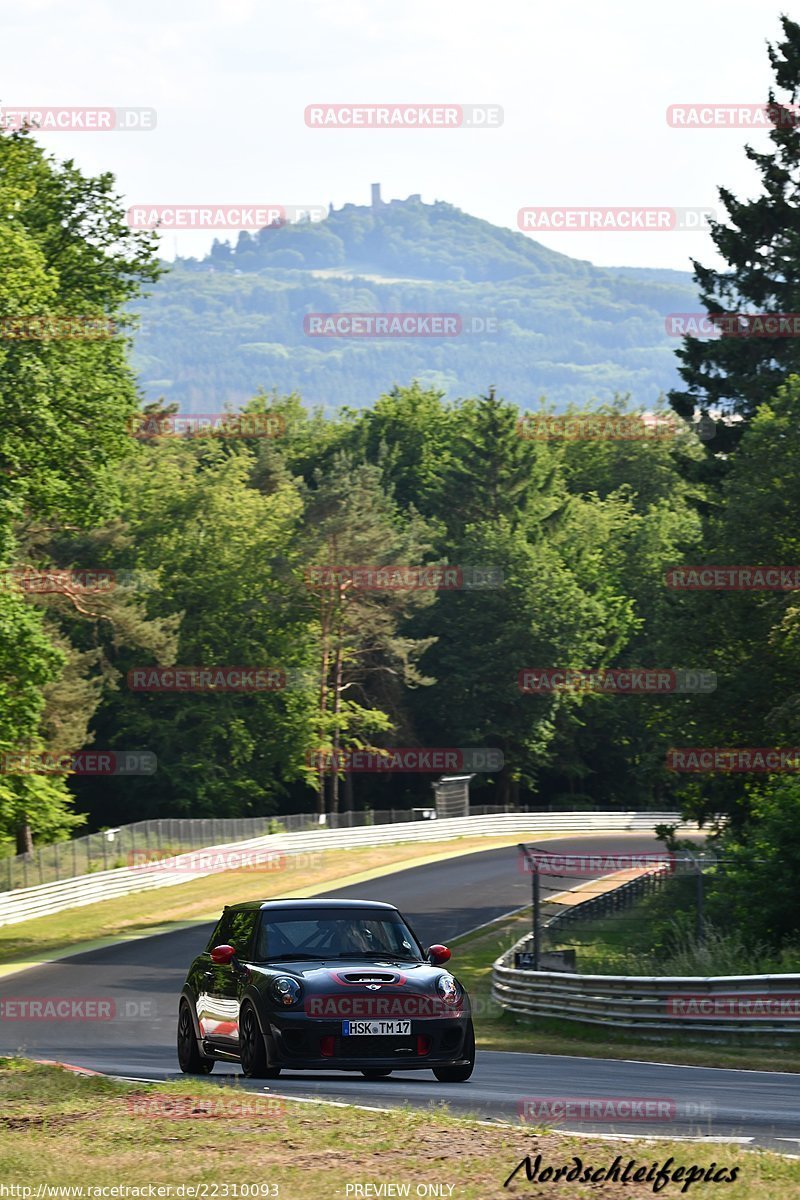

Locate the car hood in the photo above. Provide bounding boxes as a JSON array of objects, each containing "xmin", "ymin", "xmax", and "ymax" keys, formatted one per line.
[{"xmin": 249, "ymin": 959, "xmax": 453, "ymax": 988}]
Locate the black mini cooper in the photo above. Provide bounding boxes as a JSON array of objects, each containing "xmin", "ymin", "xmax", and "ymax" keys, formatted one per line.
[{"xmin": 178, "ymin": 898, "xmax": 474, "ymax": 1081}]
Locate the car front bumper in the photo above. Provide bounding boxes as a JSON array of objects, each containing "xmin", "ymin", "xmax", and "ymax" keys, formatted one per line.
[{"xmin": 267, "ymin": 1012, "xmax": 472, "ymax": 1071}]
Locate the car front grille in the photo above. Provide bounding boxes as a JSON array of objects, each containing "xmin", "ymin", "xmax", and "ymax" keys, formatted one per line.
[{"xmin": 336, "ymin": 1036, "xmax": 417, "ymax": 1059}]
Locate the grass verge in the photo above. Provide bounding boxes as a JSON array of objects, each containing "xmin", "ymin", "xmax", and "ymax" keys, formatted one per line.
[
  {"xmin": 454, "ymin": 911, "xmax": 800, "ymax": 1073},
  {"xmin": 1, "ymin": 1059, "xmax": 797, "ymax": 1200}
]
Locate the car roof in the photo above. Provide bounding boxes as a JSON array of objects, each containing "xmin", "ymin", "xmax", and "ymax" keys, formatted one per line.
[{"xmin": 223, "ymin": 898, "xmax": 399, "ymax": 913}]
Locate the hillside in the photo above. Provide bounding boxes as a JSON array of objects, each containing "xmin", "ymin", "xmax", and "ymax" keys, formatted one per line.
[{"xmin": 129, "ymin": 194, "xmax": 699, "ymax": 411}]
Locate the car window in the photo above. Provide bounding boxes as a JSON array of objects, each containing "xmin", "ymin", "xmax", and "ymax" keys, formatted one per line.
[
  {"xmin": 206, "ymin": 912, "xmax": 231, "ymax": 952},
  {"xmin": 253, "ymin": 910, "xmax": 423, "ymax": 960},
  {"xmin": 226, "ymin": 909, "xmax": 257, "ymax": 958},
  {"xmin": 205, "ymin": 908, "xmax": 257, "ymax": 956}
]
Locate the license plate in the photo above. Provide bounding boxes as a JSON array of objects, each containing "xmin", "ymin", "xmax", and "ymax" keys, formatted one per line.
[{"xmin": 342, "ymin": 1019, "xmax": 411, "ymax": 1036}]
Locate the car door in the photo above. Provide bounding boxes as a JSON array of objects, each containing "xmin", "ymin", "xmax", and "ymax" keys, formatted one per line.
[{"xmin": 196, "ymin": 909, "xmax": 257, "ymax": 1052}]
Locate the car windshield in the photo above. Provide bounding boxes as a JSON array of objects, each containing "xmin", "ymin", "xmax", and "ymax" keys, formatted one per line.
[{"xmin": 253, "ymin": 908, "xmax": 425, "ymax": 962}]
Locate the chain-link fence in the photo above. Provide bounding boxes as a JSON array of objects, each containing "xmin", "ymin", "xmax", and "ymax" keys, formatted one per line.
[
  {"xmin": 517, "ymin": 843, "xmax": 727, "ymax": 974},
  {"xmin": 0, "ymin": 804, "xmax": 526, "ymax": 892}
]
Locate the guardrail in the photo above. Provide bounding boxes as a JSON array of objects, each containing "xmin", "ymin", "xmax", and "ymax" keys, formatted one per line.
[
  {"xmin": 0, "ymin": 810, "xmax": 685, "ymax": 928},
  {"xmin": 0, "ymin": 804, "xmax": 614, "ymax": 892},
  {"xmin": 1, "ymin": 808, "xmax": 455, "ymax": 893},
  {"xmin": 493, "ymin": 882, "xmax": 800, "ymax": 1037}
]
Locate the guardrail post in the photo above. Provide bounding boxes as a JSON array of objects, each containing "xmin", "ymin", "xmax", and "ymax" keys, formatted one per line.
[
  {"xmin": 532, "ymin": 869, "xmax": 541, "ymax": 970},
  {"xmin": 696, "ymin": 864, "xmax": 705, "ymax": 944}
]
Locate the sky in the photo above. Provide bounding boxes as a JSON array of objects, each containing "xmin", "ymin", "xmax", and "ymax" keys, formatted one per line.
[{"xmin": 0, "ymin": 0, "xmax": 788, "ymax": 271}]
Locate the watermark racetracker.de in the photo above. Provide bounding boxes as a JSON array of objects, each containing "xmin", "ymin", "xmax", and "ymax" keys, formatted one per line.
[
  {"xmin": 518, "ymin": 411, "xmax": 718, "ymax": 443},
  {"xmin": 307, "ymin": 748, "xmax": 504, "ymax": 773},
  {"xmin": 666, "ymin": 313, "xmax": 800, "ymax": 337},
  {"xmin": 0, "ymin": 750, "xmax": 156, "ymax": 776},
  {"xmin": 129, "ymin": 413, "xmax": 285, "ymax": 439},
  {"xmin": 517, "ymin": 207, "xmax": 715, "ymax": 232},
  {"xmin": 0, "ymin": 568, "xmax": 154, "ymax": 595},
  {"xmin": 0, "ymin": 107, "xmax": 156, "ymax": 131},
  {"xmin": 665, "ymin": 566, "xmax": 800, "ymax": 590},
  {"xmin": 667, "ymin": 103, "xmax": 800, "ymax": 128},
  {"xmin": 303, "ymin": 314, "xmax": 497, "ymax": 337},
  {"xmin": 304, "ymin": 565, "xmax": 503, "ymax": 590},
  {"xmin": 127, "ymin": 1094, "xmax": 284, "ymax": 1120},
  {"xmin": 0, "ymin": 997, "xmax": 156, "ymax": 1020},
  {"xmin": 127, "ymin": 847, "xmax": 325, "ymax": 875},
  {"xmin": 0, "ymin": 568, "xmax": 115, "ymax": 594},
  {"xmin": 126, "ymin": 205, "xmax": 326, "ymax": 229},
  {"xmin": 127, "ymin": 667, "xmax": 286, "ymax": 692},
  {"xmin": 304, "ymin": 103, "xmax": 502, "ymax": 128},
  {"xmin": 667, "ymin": 748, "xmax": 800, "ymax": 773},
  {"xmin": 666, "ymin": 993, "xmax": 800, "ymax": 1018},
  {"xmin": 518, "ymin": 668, "xmax": 716, "ymax": 694},
  {"xmin": 0, "ymin": 316, "xmax": 117, "ymax": 339},
  {"xmin": 517, "ymin": 848, "xmax": 675, "ymax": 876},
  {"xmin": 518, "ymin": 1096, "xmax": 716, "ymax": 1124},
  {"xmin": 517, "ymin": 412, "xmax": 678, "ymax": 441}
]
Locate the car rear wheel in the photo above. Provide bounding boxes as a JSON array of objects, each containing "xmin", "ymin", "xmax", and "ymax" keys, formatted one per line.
[
  {"xmin": 360, "ymin": 1068, "xmax": 393, "ymax": 1079},
  {"xmin": 177, "ymin": 1000, "xmax": 214, "ymax": 1074},
  {"xmin": 432, "ymin": 1020, "xmax": 475, "ymax": 1083},
  {"xmin": 240, "ymin": 1002, "xmax": 280, "ymax": 1079}
]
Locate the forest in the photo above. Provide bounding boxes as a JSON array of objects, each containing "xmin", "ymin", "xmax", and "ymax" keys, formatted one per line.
[{"xmin": 3, "ymin": 17, "xmax": 800, "ymax": 955}]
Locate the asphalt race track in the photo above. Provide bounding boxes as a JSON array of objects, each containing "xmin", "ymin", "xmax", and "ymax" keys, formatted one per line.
[{"xmin": 1, "ymin": 834, "xmax": 798, "ymax": 1150}]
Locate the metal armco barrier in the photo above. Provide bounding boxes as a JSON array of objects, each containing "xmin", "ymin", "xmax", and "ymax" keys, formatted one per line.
[
  {"xmin": 493, "ymin": 925, "xmax": 800, "ymax": 1037},
  {"xmin": 0, "ymin": 810, "xmax": 685, "ymax": 927}
]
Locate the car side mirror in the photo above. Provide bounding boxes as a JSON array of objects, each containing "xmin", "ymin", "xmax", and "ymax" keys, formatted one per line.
[
  {"xmin": 427, "ymin": 944, "xmax": 451, "ymax": 966},
  {"xmin": 211, "ymin": 943, "xmax": 237, "ymax": 965}
]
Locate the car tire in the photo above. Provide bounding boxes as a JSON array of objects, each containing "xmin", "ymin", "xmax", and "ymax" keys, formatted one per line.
[
  {"xmin": 177, "ymin": 1000, "xmax": 214, "ymax": 1074},
  {"xmin": 240, "ymin": 1002, "xmax": 280, "ymax": 1078},
  {"xmin": 360, "ymin": 1068, "xmax": 393, "ymax": 1079},
  {"xmin": 432, "ymin": 1020, "xmax": 475, "ymax": 1083}
]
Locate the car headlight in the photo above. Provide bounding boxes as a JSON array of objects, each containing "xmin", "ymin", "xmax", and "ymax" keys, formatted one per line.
[
  {"xmin": 435, "ymin": 973, "xmax": 461, "ymax": 1006},
  {"xmin": 270, "ymin": 976, "xmax": 302, "ymax": 1006}
]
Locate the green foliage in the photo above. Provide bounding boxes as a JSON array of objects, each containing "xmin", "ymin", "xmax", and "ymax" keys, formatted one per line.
[
  {"xmin": 669, "ymin": 15, "xmax": 800, "ymax": 449},
  {"xmin": 82, "ymin": 437, "xmax": 316, "ymax": 822},
  {"xmin": 663, "ymin": 376, "xmax": 800, "ymax": 827},
  {"xmin": 8, "ymin": 103, "xmax": 800, "ymax": 969},
  {"xmin": 705, "ymin": 776, "xmax": 800, "ymax": 949},
  {"xmin": 0, "ymin": 129, "xmax": 161, "ymax": 848}
]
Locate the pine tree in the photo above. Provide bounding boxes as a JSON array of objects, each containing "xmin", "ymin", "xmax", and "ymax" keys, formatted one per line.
[
  {"xmin": 436, "ymin": 388, "xmax": 563, "ymax": 537},
  {"xmin": 669, "ymin": 16, "xmax": 800, "ymax": 452},
  {"xmin": 301, "ymin": 455, "xmax": 436, "ymax": 815}
]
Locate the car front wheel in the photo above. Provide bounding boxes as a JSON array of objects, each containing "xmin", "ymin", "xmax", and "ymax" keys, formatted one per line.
[
  {"xmin": 432, "ymin": 1020, "xmax": 475, "ymax": 1083},
  {"xmin": 240, "ymin": 1002, "xmax": 280, "ymax": 1078},
  {"xmin": 177, "ymin": 1000, "xmax": 214, "ymax": 1074}
]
